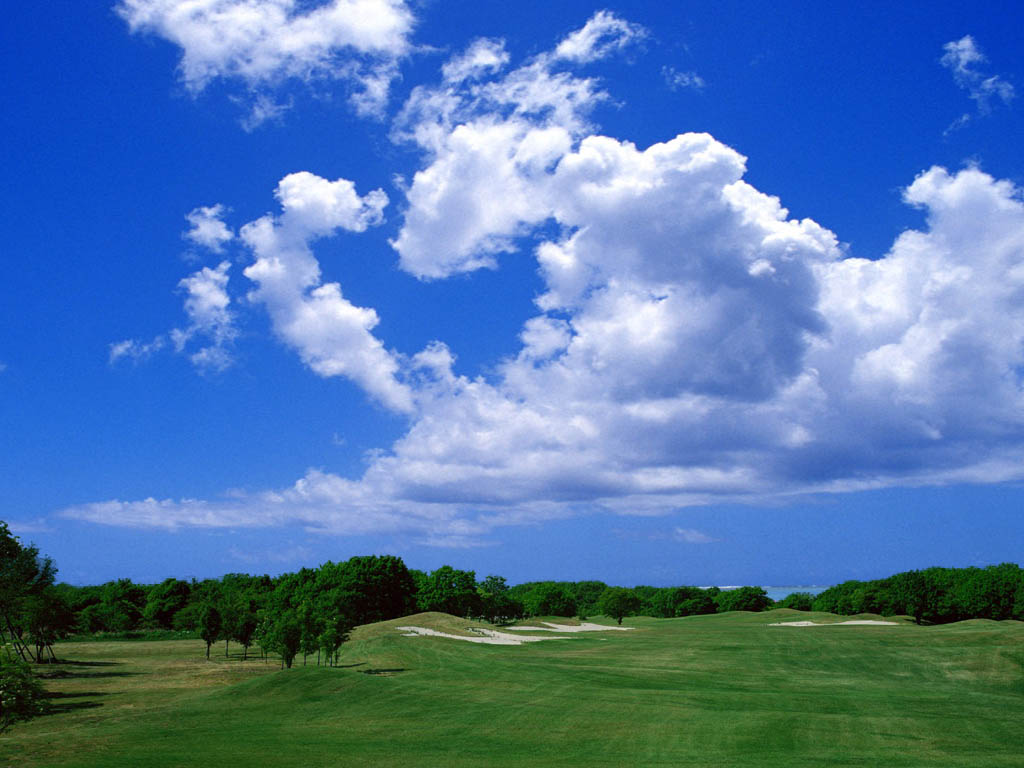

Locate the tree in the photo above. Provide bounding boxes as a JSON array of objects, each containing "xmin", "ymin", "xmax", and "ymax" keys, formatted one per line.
[
  {"xmin": 143, "ymin": 578, "xmax": 191, "ymax": 629},
  {"xmin": 416, "ymin": 565, "xmax": 480, "ymax": 617},
  {"xmin": 198, "ymin": 603, "xmax": 222, "ymax": 659},
  {"xmin": 268, "ymin": 611, "xmax": 302, "ymax": 669},
  {"xmin": 568, "ymin": 581, "xmax": 609, "ymax": 617},
  {"xmin": 776, "ymin": 592, "xmax": 814, "ymax": 611},
  {"xmin": 477, "ymin": 575, "xmax": 524, "ymax": 625},
  {"xmin": 24, "ymin": 588, "xmax": 75, "ymax": 662},
  {"xmin": 677, "ymin": 593, "xmax": 717, "ymax": 616},
  {"xmin": 336, "ymin": 556, "xmax": 417, "ymax": 625},
  {"xmin": 0, "ymin": 522, "xmax": 57, "ymax": 662},
  {"xmin": 598, "ymin": 587, "xmax": 641, "ymax": 625},
  {"xmin": 715, "ymin": 586, "xmax": 771, "ymax": 613},
  {"xmin": 523, "ymin": 584, "xmax": 577, "ymax": 618}
]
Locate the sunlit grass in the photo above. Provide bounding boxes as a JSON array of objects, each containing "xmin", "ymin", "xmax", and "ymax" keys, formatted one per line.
[{"xmin": 4, "ymin": 611, "xmax": 1023, "ymax": 767}]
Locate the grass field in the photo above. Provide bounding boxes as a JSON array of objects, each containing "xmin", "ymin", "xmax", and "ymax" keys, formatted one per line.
[{"xmin": 4, "ymin": 611, "xmax": 1023, "ymax": 767}]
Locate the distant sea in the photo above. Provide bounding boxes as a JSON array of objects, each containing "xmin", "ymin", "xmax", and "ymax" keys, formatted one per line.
[{"xmin": 709, "ymin": 585, "xmax": 831, "ymax": 602}]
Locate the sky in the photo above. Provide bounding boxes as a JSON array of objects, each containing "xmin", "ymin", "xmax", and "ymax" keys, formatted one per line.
[{"xmin": 3, "ymin": 1, "xmax": 1024, "ymax": 587}]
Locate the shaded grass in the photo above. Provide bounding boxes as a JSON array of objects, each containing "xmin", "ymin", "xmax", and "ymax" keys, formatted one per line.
[{"xmin": 3, "ymin": 612, "xmax": 1023, "ymax": 767}]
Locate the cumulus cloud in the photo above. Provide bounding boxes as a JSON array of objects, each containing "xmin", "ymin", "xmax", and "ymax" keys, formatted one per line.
[
  {"xmin": 941, "ymin": 35, "xmax": 1014, "ymax": 131},
  {"xmin": 391, "ymin": 13, "xmax": 641, "ymax": 278},
  {"xmin": 239, "ymin": 171, "xmax": 412, "ymax": 411},
  {"xmin": 184, "ymin": 204, "xmax": 234, "ymax": 252},
  {"xmin": 116, "ymin": 0, "xmax": 416, "ymax": 121},
  {"xmin": 170, "ymin": 260, "xmax": 238, "ymax": 371},
  {"xmin": 84, "ymin": 14, "xmax": 1024, "ymax": 544}
]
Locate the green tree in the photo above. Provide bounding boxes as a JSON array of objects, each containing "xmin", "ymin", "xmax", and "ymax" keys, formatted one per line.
[
  {"xmin": 0, "ymin": 522, "xmax": 57, "ymax": 662},
  {"xmin": 24, "ymin": 588, "xmax": 74, "ymax": 662},
  {"xmin": 715, "ymin": 586, "xmax": 771, "ymax": 613},
  {"xmin": 523, "ymin": 583, "xmax": 577, "ymax": 618},
  {"xmin": 336, "ymin": 556, "xmax": 417, "ymax": 624},
  {"xmin": 598, "ymin": 587, "xmax": 641, "ymax": 625},
  {"xmin": 142, "ymin": 578, "xmax": 191, "ymax": 629},
  {"xmin": 416, "ymin": 565, "xmax": 480, "ymax": 617},
  {"xmin": 777, "ymin": 592, "xmax": 814, "ymax": 611},
  {"xmin": 198, "ymin": 603, "xmax": 222, "ymax": 659},
  {"xmin": 477, "ymin": 575, "xmax": 524, "ymax": 624}
]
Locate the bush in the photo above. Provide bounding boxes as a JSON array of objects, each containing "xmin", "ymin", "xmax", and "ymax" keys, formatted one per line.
[
  {"xmin": 0, "ymin": 654, "xmax": 47, "ymax": 733},
  {"xmin": 776, "ymin": 592, "xmax": 814, "ymax": 611}
]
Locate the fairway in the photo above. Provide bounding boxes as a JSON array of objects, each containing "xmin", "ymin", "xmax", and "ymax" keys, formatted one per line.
[{"xmin": 4, "ymin": 611, "xmax": 1023, "ymax": 767}]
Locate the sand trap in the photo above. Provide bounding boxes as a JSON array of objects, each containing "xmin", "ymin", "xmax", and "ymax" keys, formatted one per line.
[
  {"xmin": 397, "ymin": 626, "xmax": 573, "ymax": 645},
  {"xmin": 769, "ymin": 620, "xmax": 899, "ymax": 627},
  {"xmin": 506, "ymin": 622, "xmax": 635, "ymax": 632}
]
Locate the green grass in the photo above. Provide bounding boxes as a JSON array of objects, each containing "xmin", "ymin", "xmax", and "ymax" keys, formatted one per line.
[{"xmin": 4, "ymin": 611, "xmax": 1023, "ymax": 767}]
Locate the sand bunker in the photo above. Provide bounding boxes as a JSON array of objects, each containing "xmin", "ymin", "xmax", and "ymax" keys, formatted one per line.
[
  {"xmin": 769, "ymin": 620, "xmax": 899, "ymax": 627},
  {"xmin": 397, "ymin": 626, "xmax": 573, "ymax": 645},
  {"xmin": 505, "ymin": 622, "xmax": 635, "ymax": 632}
]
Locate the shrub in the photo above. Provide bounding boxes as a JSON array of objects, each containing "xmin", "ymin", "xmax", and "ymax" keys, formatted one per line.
[{"xmin": 0, "ymin": 653, "xmax": 47, "ymax": 733}]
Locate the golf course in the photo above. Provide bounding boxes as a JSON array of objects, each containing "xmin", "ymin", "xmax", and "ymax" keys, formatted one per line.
[{"xmin": 4, "ymin": 610, "xmax": 1023, "ymax": 767}]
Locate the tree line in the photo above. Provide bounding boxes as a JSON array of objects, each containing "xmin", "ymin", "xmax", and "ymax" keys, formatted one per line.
[{"xmin": 792, "ymin": 563, "xmax": 1024, "ymax": 625}]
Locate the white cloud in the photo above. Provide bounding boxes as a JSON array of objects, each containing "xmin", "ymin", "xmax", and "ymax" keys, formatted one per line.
[
  {"xmin": 184, "ymin": 204, "xmax": 234, "ymax": 252},
  {"xmin": 391, "ymin": 15, "xmax": 639, "ymax": 279},
  {"xmin": 662, "ymin": 66, "xmax": 705, "ymax": 91},
  {"xmin": 116, "ymin": 0, "xmax": 416, "ymax": 120},
  {"xmin": 110, "ymin": 260, "xmax": 237, "ymax": 372},
  {"xmin": 673, "ymin": 528, "xmax": 717, "ymax": 544},
  {"xmin": 442, "ymin": 38, "xmax": 509, "ymax": 83},
  {"xmin": 110, "ymin": 336, "xmax": 167, "ymax": 364},
  {"xmin": 239, "ymin": 171, "xmax": 412, "ymax": 411},
  {"xmin": 85, "ymin": 15, "xmax": 1024, "ymax": 545},
  {"xmin": 941, "ymin": 35, "xmax": 1014, "ymax": 130},
  {"xmin": 171, "ymin": 260, "xmax": 238, "ymax": 372},
  {"xmin": 552, "ymin": 10, "xmax": 645, "ymax": 64}
]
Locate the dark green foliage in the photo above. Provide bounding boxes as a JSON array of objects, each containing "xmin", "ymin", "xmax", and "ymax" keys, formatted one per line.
[
  {"xmin": 23, "ymin": 589, "xmax": 75, "ymax": 662},
  {"xmin": 0, "ymin": 522, "xmax": 59, "ymax": 663},
  {"xmin": 812, "ymin": 563, "xmax": 1024, "ymax": 624},
  {"xmin": 648, "ymin": 586, "xmax": 718, "ymax": 617},
  {"xmin": 477, "ymin": 575, "xmax": 524, "ymax": 624},
  {"xmin": 198, "ymin": 603, "xmax": 222, "ymax": 659},
  {"xmin": 78, "ymin": 579, "xmax": 147, "ymax": 634},
  {"xmin": 714, "ymin": 586, "xmax": 771, "ymax": 613},
  {"xmin": 521, "ymin": 583, "xmax": 577, "ymax": 617},
  {"xmin": 0, "ymin": 654, "xmax": 46, "ymax": 733},
  {"xmin": 142, "ymin": 578, "xmax": 191, "ymax": 629},
  {"xmin": 336, "ymin": 556, "xmax": 418, "ymax": 625},
  {"xmin": 568, "ymin": 581, "xmax": 608, "ymax": 616},
  {"xmin": 775, "ymin": 592, "xmax": 814, "ymax": 611},
  {"xmin": 415, "ymin": 565, "xmax": 480, "ymax": 617},
  {"xmin": 597, "ymin": 587, "xmax": 642, "ymax": 624}
]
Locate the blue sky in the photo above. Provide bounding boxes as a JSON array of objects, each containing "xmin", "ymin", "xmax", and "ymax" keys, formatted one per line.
[{"xmin": 3, "ymin": 1, "xmax": 1023, "ymax": 587}]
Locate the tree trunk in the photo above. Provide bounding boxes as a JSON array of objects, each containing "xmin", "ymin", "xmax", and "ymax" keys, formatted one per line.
[
  {"xmin": 206, "ymin": 641, "xmax": 211, "ymax": 659},
  {"xmin": 4, "ymin": 616, "xmax": 33, "ymax": 663},
  {"xmin": 225, "ymin": 638, "xmax": 229, "ymax": 657}
]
